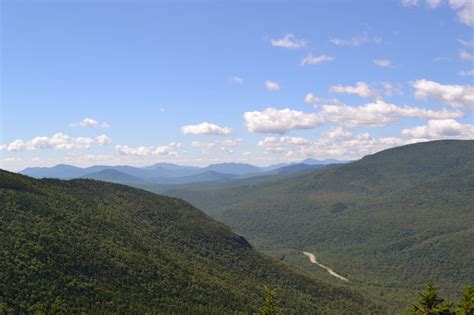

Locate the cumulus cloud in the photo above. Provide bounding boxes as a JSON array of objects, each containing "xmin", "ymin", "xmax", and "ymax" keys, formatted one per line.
[
  {"xmin": 329, "ymin": 81, "xmax": 380, "ymax": 99},
  {"xmin": 321, "ymin": 100, "xmax": 463, "ymax": 127},
  {"xmin": 373, "ymin": 59, "xmax": 393, "ymax": 68},
  {"xmin": 192, "ymin": 139, "xmax": 239, "ymax": 154},
  {"xmin": 459, "ymin": 49, "xmax": 474, "ymax": 61},
  {"xmin": 258, "ymin": 136, "xmax": 311, "ymax": 153},
  {"xmin": 244, "ymin": 107, "xmax": 324, "ymax": 133},
  {"xmin": 402, "ymin": 119, "xmax": 474, "ymax": 139},
  {"xmin": 70, "ymin": 118, "xmax": 109, "ymax": 128},
  {"xmin": 304, "ymin": 93, "xmax": 342, "ymax": 107},
  {"xmin": 257, "ymin": 137, "xmax": 285, "ymax": 153},
  {"xmin": 271, "ymin": 34, "xmax": 306, "ymax": 49},
  {"xmin": 300, "ymin": 54, "xmax": 334, "ymax": 65},
  {"xmin": 301, "ymin": 130, "xmax": 411, "ymax": 160},
  {"xmin": 449, "ymin": 0, "xmax": 474, "ymax": 26},
  {"xmin": 402, "ymin": 0, "xmax": 474, "ymax": 26},
  {"xmin": 181, "ymin": 122, "xmax": 232, "ymax": 135},
  {"xmin": 4, "ymin": 133, "xmax": 95, "ymax": 152},
  {"xmin": 329, "ymin": 32, "xmax": 381, "ymax": 46},
  {"xmin": 383, "ymin": 82, "xmax": 404, "ymax": 97},
  {"xmin": 265, "ymin": 80, "xmax": 281, "ymax": 91},
  {"xmin": 96, "ymin": 135, "xmax": 112, "ymax": 145},
  {"xmin": 412, "ymin": 79, "xmax": 474, "ymax": 109},
  {"xmin": 115, "ymin": 142, "xmax": 181, "ymax": 157}
]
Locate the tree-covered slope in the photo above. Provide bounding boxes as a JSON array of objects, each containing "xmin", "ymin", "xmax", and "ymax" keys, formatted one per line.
[
  {"xmin": 0, "ymin": 170, "xmax": 380, "ymax": 314},
  {"xmin": 162, "ymin": 140, "xmax": 474, "ymax": 309}
]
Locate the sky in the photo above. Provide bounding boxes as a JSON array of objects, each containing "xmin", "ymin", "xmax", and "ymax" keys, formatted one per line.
[{"xmin": 1, "ymin": 0, "xmax": 473, "ymax": 171}]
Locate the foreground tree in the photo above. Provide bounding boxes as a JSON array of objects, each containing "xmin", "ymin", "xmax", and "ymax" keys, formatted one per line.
[
  {"xmin": 457, "ymin": 286, "xmax": 474, "ymax": 315},
  {"xmin": 259, "ymin": 285, "xmax": 278, "ymax": 315},
  {"xmin": 407, "ymin": 281, "xmax": 453, "ymax": 315}
]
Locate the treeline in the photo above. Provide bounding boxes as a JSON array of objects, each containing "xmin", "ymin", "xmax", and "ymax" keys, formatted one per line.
[{"xmin": 258, "ymin": 282, "xmax": 474, "ymax": 315}]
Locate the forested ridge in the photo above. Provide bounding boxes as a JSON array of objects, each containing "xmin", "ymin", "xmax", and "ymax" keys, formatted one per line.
[
  {"xmin": 0, "ymin": 170, "xmax": 380, "ymax": 314},
  {"xmin": 162, "ymin": 140, "xmax": 474, "ymax": 311}
]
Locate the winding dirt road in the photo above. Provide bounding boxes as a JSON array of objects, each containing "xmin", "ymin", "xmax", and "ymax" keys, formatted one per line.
[{"xmin": 302, "ymin": 251, "xmax": 349, "ymax": 282}]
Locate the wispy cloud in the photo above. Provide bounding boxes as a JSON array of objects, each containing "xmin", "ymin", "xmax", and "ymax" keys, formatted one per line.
[
  {"xmin": 329, "ymin": 32, "xmax": 381, "ymax": 47},
  {"xmin": 373, "ymin": 59, "xmax": 393, "ymax": 68},
  {"xmin": 271, "ymin": 34, "xmax": 306, "ymax": 49},
  {"xmin": 265, "ymin": 80, "xmax": 281, "ymax": 91},
  {"xmin": 300, "ymin": 54, "xmax": 334, "ymax": 65},
  {"xmin": 70, "ymin": 118, "xmax": 109, "ymax": 128}
]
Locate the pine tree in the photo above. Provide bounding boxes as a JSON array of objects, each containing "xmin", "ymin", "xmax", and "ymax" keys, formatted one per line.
[
  {"xmin": 259, "ymin": 285, "xmax": 278, "ymax": 315},
  {"xmin": 407, "ymin": 281, "xmax": 453, "ymax": 315},
  {"xmin": 457, "ymin": 286, "xmax": 474, "ymax": 315}
]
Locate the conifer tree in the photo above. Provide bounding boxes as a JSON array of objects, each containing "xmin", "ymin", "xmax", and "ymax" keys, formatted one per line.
[
  {"xmin": 259, "ymin": 285, "xmax": 278, "ymax": 315},
  {"xmin": 407, "ymin": 281, "xmax": 453, "ymax": 315},
  {"xmin": 457, "ymin": 286, "xmax": 474, "ymax": 315}
]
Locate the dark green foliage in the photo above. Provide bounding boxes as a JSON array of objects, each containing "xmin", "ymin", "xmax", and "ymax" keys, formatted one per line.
[
  {"xmin": 405, "ymin": 282, "xmax": 474, "ymax": 315},
  {"xmin": 406, "ymin": 281, "xmax": 453, "ymax": 314},
  {"xmin": 159, "ymin": 140, "xmax": 474, "ymax": 310},
  {"xmin": 458, "ymin": 286, "xmax": 474, "ymax": 315},
  {"xmin": 259, "ymin": 285, "xmax": 278, "ymax": 315},
  {"xmin": 0, "ymin": 170, "xmax": 380, "ymax": 314}
]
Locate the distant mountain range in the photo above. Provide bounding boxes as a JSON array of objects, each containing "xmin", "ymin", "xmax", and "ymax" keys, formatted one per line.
[{"xmin": 19, "ymin": 159, "xmax": 348, "ymax": 185}]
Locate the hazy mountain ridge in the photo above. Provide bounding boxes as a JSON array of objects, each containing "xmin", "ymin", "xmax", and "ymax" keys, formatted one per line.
[{"xmin": 20, "ymin": 159, "xmax": 345, "ymax": 185}]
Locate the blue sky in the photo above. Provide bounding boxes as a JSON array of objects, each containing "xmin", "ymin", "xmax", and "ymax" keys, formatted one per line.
[{"xmin": 1, "ymin": 0, "xmax": 473, "ymax": 171}]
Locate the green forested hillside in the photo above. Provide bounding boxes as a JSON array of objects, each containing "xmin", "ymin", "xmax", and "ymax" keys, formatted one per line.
[
  {"xmin": 162, "ymin": 140, "xmax": 474, "ymax": 310},
  {"xmin": 0, "ymin": 170, "xmax": 380, "ymax": 314}
]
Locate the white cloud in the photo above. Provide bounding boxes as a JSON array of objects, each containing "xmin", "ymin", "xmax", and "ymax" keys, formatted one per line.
[
  {"xmin": 271, "ymin": 34, "xmax": 306, "ymax": 49},
  {"xmin": 382, "ymin": 82, "xmax": 404, "ymax": 97},
  {"xmin": 115, "ymin": 142, "xmax": 181, "ymax": 157},
  {"xmin": 244, "ymin": 107, "xmax": 324, "ymax": 133},
  {"xmin": 373, "ymin": 59, "xmax": 393, "ymax": 68},
  {"xmin": 4, "ymin": 133, "xmax": 95, "ymax": 152},
  {"xmin": 412, "ymin": 79, "xmax": 474, "ymax": 109},
  {"xmin": 329, "ymin": 81, "xmax": 380, "ymax": 99},
  {"xmin": 449, "ymin": 0, "xmax": 474, "ymax": 26},
  {"xmin": 230, "ymin": 76, "xmax": 244, "ymax": 85},
  {"xmin": 257, "ymin": 137, "xmax": 285, "ymax": 153},
  {"xmin": 181, "ymin": 122, "xmax": 232, "ymax": 135},
  {"xmin": 265, "ymin": 80, "xmax": 281, "ymax": 91},
  {"xmin": 70, "ymin": 118, "xmax": 109, "ymax": 128},
  {"xmin": 329, "ymin": 32, "xmax": 380, "ymax": 47},
  {"xmin": 304, "ymin": 93, "xmax": 342, "ymax": 107},
  {"xmin": 321, "ymin": 100, "xmax": 462, "ymax": 127},
  {"xmin": 192, "ymin": 139, "xmax": 239, "ymax": 154},
  {"xmin": 401, "ymin": 0, "xmax": 419, "ymax": 6},
  {"xmin": 280, "ymin": 136, "xmax": 311, "ymax": 145},
  {"xmin": 459, "ymin": 49, "xmax": 474, "ymax": 61},
  {"xmin": 160, "ymin": 107, "xmax": 166, "ymax": 113},
  {"xmin": 300, "ymin": 54, "xmax": 334, "ymax": 65},
  {"xmin": 458, "ymin": 69, "xmax": 474, "ymax": 76},
  {"xmin": 96, "ymin": 135, "xmax": 112, "ymax": 145},
  {"xmin": 458, "ymin": 38, "xmax": 474, "ymax": 46},
  {"xmin": 300, "ymin": 129, "xmax": 411, "ymax": 160},
  {"xmin": 257, "ymin": 136, "xmax": 311, "ymax": 154},
  {"xmin": 426, "ymin": 0, "xmax": 442, "ymax": 8},
  {"xmin": 402, "ymin": 119, "xmax": 474, "ymax": 139},
  {"xmin": 322, "ymin": 127, "xmax": 354, "ymax": 141}
]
